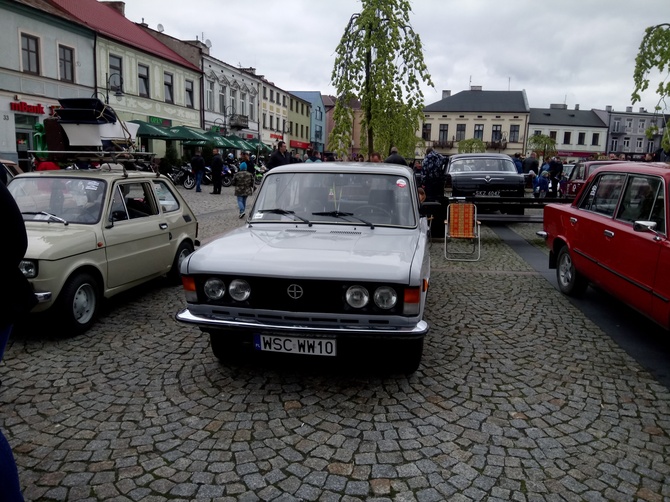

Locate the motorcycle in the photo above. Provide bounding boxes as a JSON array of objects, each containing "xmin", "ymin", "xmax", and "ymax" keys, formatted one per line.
[
  {"xmin": 183, "ymin": 165, "xmax": 213, "ymax": 190},
  {"xmin": 168, "ymin": 163, "xmax": 194, "ymax": 188},
  {"xmin": 221, "ymin": 165, "xmax": 233, "ymax": 188},
  {"xmin": 253, "ymin": 162, "xmax": 266, "ymax": 186}
]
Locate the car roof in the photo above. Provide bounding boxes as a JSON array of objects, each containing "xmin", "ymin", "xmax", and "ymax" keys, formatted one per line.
[
  {"xmin": 269, "ymin": 162, "xmax": 414, "ymax": 177},
  {"xmin": 590, "ymin": 162, "xmax": 670, "ymax": 177},
  {"xmin": 449, "ymin": 153, "xmax": 513, "ymax": 160},
  {"xmin": 12, "ymin": 166, "xmax": 163, "ymax": 182}
]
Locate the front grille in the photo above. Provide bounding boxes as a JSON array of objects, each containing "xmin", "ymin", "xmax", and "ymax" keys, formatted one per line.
[{"xmin": 195, "ymin": 276, "xmax": 405, "ymax": 315}]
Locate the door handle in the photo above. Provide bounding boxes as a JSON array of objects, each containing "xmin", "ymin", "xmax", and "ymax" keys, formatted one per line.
[
  {"xmin": 159, "ymin": 223, "xmax": 168, "ymax": 230},
  {"xmin": 604, "ymin": 229, "xmax": 614, "ymax": 238}
]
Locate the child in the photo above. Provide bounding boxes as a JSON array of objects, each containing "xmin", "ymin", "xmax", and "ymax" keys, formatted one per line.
[
  {"xmin": 538, "ymin": 171, "xmax": 550, "ymax": 198},
  {"xmin": 232, "ymin": 152, "xmax": 255, "ymax": 218}
]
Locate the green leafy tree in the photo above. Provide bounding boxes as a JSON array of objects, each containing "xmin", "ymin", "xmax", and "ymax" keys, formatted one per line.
[
  {"xmin": 457, "ymin": 138, "xmax": 486, "ymax": 153},
  {"xmin": 527, "ymin": 134, "xmax": 557, "ymax": 161},
  {"xmin": 632, "ymin": 23, "xmax": 670, "ymax": 153},
  {"xmin": 329, "ymin": 0, "xmax": 434, "ymax": 160}
]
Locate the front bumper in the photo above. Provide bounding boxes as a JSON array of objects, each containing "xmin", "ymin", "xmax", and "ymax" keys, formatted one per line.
[{"xmin": 175, "ymin": 308, "xmax": 429, "ymax": 339}]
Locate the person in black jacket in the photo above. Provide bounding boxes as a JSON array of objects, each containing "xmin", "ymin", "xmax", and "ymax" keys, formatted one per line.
[
  {"xmin": 266, "ymin": 141, "xmax": 290, "ymax": 170},
  {"xmin": 0, "ymin": 178, "xmax": 37, "ymax": 501},
  {"xmin": 210, "ymin": 148, "xmax": 224, "ymax": 194},
  {"xmin": 190, "ymin": 150, "xmax": 205, "ymax": 192},
  {"xmin": 384, "ymin": 146, "xmax": 408, "ymax": 166}
]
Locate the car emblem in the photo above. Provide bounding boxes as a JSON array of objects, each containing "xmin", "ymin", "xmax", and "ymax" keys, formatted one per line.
[
  {"xmin": 484, "ymin": 175, "xmax": 492, "ymax": 183},
  {"xmin": 287, "ymin": 284, "xmax": 304, "ymax": 300}
]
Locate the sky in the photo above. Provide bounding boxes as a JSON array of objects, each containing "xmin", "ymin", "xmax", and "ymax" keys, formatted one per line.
[{"xmin": 122, "ymin": 0, "xmax": 670, "ymax": 114}]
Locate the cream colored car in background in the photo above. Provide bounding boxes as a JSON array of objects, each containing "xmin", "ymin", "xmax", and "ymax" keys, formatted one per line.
[{"xmin": 8, "ymin": 165, "xmax": 199, "ymax": 333}]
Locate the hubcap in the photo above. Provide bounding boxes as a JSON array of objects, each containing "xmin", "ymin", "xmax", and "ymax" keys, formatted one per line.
[{"xmin": 72, "ymin": 283, "xmax": 95, "ymax": 324}]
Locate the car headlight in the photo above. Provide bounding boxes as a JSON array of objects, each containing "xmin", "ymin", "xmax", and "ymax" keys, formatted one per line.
[
  {"xmin": 204, "ymin": 278, "xmax": 226, "ymax": 300},
  {"xmin": 374, "ymin": 286, "xmax": 397, "ymax": 309},
  {"xmin": 346, "ymin": 285, "xmax": 369, "ymax": 308},
  {"xmin": 228, "ymin": 279, "xmax": 251, "ymax": 301},
  {"xmin": 19, "ymin": 260, "xmax": 37, "ymax": 278}
]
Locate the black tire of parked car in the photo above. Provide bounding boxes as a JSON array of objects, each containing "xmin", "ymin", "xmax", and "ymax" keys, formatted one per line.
[
  {"xmin": 210, "ymin": 332, "xmax": 248, "ymax": 364},
  {"xmin": 167, "ymin": 241, "xmax": 195, "ymax": 285},
  {"xmin": 385, "ymin": 338, "xmax": 424, "ymax": 375},
  {"xmin": 556, "ymin": 246, "xmax": 588, "ymax": 296},
  {"xmin": 183, "ymin": 174, "xmax": 196, "ymax": 190},
  {"xmin": 57, "ymin": 271, "xmax": 100, "ymax": 334}
]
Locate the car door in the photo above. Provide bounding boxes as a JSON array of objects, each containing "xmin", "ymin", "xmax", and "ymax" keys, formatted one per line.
[
  {"xmin": 603, "ymin": 175, "xmax": 664, "ymax": 317},
  {"xmin": 103, "ymin": 181, "xmax": 173, "ymax": 289},
  {"xmin": 571, "ymin": 172, "xmax": 627, "ymax": 291}
]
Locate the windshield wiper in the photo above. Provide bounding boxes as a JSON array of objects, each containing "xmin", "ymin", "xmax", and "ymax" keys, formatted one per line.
[
  {"xmin": 312, "ymin": 210, "xmax": 374, "ymax": 229},
  {"xmin": 21, "ymin": 211, "xmax": 69, "ymax": 225},
  {"xmin": 259, "ymin": 208, "xmax": 312, "ymax": 226}
]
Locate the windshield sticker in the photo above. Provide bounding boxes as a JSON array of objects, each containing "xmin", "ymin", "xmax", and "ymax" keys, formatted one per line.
[
  {"xmin": 85, "ymin": 181, "xmax": 101, "ymax": 191},
  {"xmin": 396, "ymin": 179, "xmax": 407, "ymax": 188}
]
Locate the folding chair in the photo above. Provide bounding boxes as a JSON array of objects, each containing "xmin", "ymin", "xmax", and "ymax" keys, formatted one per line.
[{"xmin": 444, "ymin": 202, "xmax": 481, "ymax": 261}]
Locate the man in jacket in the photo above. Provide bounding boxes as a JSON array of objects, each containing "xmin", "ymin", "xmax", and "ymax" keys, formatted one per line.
[
  {"xmin": 210, "ymin": 148, "xmax": 224, "ymax": 194},
  {"xmin": 266, "ymin": 141, "xmax": 290, "ymax": 170},
  {"xmin": 384, "ymin": 146, "xmax": 408, "ymax": 166},
  {"xmin": 420, "ymin": 147, "xmax": 447, "ymax": 200},
  {"xmin": 190, "ymin": 150, "xmax": 205, "ymax": 192}
]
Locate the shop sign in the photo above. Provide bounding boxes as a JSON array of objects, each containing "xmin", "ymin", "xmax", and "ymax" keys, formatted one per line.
[
  {"xmin": 270, "ymin": 133, "xmax": 283, "ymax": 140},
  {"xmin": 290, "ymin": 140, "xmax": 310, "ymax": 149},
  {"xmin": 148, "ymin": 116, "xmax": 172, "ymax": 127},
  {"xmin": 10, "ymin": 101, "xmax": 46, "ymax": 114}
]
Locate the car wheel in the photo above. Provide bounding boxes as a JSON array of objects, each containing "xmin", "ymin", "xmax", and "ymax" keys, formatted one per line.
[
  {"xmin": 167, "ymin": 241, "xmax": 194, "ymax": 285},
  {"xmin": 556, "ymin": 246, "xmax": 588, "ymax": 296},
  {"xmin": 210, "ymin": 332, "xmax": 248, "ymax": 364},
  {"xmin": 57, "ymin": 272, "xmax": 100, "ymax": 334},
  {"xmin": 183, "ymin": 174, "xmax": 196, "ymax": 190},
  {"xmin": 382, "ymin": 338, "xmax": 423, "ymax": 374}
]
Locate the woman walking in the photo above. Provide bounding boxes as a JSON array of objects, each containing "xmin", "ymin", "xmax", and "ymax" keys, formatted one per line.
[{"xmin": 233, "ymin": 152, "xmax": 255, "ymax": 218}]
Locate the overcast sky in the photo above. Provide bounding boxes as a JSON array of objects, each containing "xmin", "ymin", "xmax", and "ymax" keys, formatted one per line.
[{"xmin": 123, "ymin": 0, "xmax": 670, "ymax": 113}]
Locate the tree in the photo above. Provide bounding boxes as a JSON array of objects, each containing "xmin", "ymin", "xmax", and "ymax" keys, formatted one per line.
[
  {"xmin": 457, "ymin": 139, "xmax": 486, "ymax": 153},
  {"xmin": 632, "ymin": 24, "xmax": 670, "ymax": 153},
  {"xmin": 329, "ymin": 0, "xmax": 433, "ymax": 160},
  {"xmin": 527, "ymin": 134, "xmax": 557, "ymax": 161}
]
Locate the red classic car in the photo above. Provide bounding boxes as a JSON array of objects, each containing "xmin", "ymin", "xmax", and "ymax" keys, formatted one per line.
[
  {"xmin": 564, "ymin": 160, "xmax": 625, "ymax": 199},
  {"xmin": 539, "ymin": 162, "xmax": 670, "ymax": 329}
]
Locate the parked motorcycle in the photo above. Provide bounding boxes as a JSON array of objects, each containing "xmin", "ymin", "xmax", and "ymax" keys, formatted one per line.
[
  {"xmin": 168, "ymin": 163, "xmax": 194, "ymax": 187},
  {"xmin": 183, "ymin": 165, "xmax": 213, "ymax": 190},
  {"xmin": 222, "ymin": 164, "xmax": 233, "ymax": 188},
  {"xmin": 253, "ymin": 162, "xmax": 266, "ymax": 186}
]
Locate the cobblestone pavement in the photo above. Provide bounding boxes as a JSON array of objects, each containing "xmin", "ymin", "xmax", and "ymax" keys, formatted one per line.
[{"xmin": 1, "ymin": 185, "xmax": 669, "ymax": 501}]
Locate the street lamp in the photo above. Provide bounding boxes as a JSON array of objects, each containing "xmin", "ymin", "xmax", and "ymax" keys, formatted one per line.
[
  {"xmin": 105, "ymin": 72, "xmax": 124, "ymax": 104},
  {"xmin": 220, "ymin": 105, "xmax": 235, "ymax": 136},
  {"xmin": 212, "ymin": 117, "xmax": 226, "ymax": 135}
]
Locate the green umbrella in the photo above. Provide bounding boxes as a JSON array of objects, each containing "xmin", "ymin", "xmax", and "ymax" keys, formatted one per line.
[
  {"xmin": 223, "ymin": 135, "xmax": 249, "ymax": 150},
  {"xmin": 128, "ymin": 120, "xmax": 174, "ymax": 139},
  {"xmin": 167, "ymin": 125, "xmax": 211, "ymax": 142},
  {"xmin": 204, "ymin": 131, "xmax": 236, "ymax": 149}
]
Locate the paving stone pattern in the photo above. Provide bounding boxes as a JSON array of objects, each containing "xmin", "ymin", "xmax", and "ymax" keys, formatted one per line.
[{"xmin": 1, "ymin": 186, "xmax": 669, "ymax": 501}]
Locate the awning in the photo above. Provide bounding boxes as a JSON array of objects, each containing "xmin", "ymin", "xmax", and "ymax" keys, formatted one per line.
[
  {"xmin": 167, "ymin": 125, "xmax": 211, "ymax": 142},
  {"xmin": 246, "ymin": 138, "xmax": 273, "ymax": 154},
  {"xmin": 224, "ymin": 135, "xmax": 252, "ymax": 150},
  {"xmin": 128, "ymin": 120, "xmax": 174, "ymax": 139},
  {"xmin": 204, "ymin": 131, "xmax": 237, "ymax": 149}
]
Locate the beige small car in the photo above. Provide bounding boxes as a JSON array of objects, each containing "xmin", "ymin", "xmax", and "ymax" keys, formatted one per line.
[{"xmin": 8, "ymin": 165, "xmax": 199, "ymax": 333}]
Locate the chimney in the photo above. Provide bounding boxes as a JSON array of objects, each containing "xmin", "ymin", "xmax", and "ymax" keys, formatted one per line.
[
  {"xmin": 639, "ymin": 107, "xmax": 646, "ymax": 113},
  {"xmin": 574, "ymin": 104, "xmax": 579, "ymax": 110},
  {"xmin": 626, "ymin": 106, "xmax": 633, "ymax": 112},
  {"xmin": 103, "ymin": 1, "xmax": 126, "ymax": 16},
  {"xmin": 606, "ymin": 105, "xmax": 612, "ymax": 112},
  {"xmin": 442, "ymin": 90, "xmax": 451, "ymax": 99},
  {"xmin": 471, "ymin": 85, "xmax": 482, "ymax": 91}
]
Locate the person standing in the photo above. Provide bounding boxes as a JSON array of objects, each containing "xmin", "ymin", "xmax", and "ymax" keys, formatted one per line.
[
  {"xmin": 190, "ymin": 150, "xmax": 205, "ymax": 192},
  {"xmin": 233, "ymin": 152, "xmax": 255, "ymax": 218},
  {"xmin": 548, "ymin": 156, "xmax": 563, "ymax": 198},
  {"xmin": 420, "ymin": 147, "xmax": 446, "ymax": 200},
  {"xmin": 522, "ymin": 152, "xmax": 539, "ymax": 174},
  {"xmin": 384, "ymin": 146, "xmax": 408, "ymax": 166},
  {"xmin": 266, "ymin": 141, "xmax": 290, "ymax": 170},
  {"xmin": 512, "ymin": 153, "xmax": 523, "ymax": 173},
  {"xmin": 0, "ymin": 179, "xmax": 37, "ymax": 502},
  {"xmin": 210, "ymin": 148, "xmax": 224, "ymax": 194},
  {"xmin": 370, "ymin": 152, "xmax": 383, "ymax": 162}
]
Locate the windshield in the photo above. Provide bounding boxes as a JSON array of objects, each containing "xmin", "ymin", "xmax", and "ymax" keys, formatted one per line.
[
  {"xmin": 449, "ymin": 158, "xmax": 517, "ymax": 173},
  {"xmin": 250, "ymin": 172, "xmax": 417, "ymax": 227},
  {"xmin": 9, "ymin": 176, "xmax": 107, "ymax": 224}
]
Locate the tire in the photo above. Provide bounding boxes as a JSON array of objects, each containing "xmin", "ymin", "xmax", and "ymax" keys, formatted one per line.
[
  {"xmin": 556, "ymin": 246, "xmax": 588, "ymax": 296},
  {"xmin": 379, "ymin": 338, "xmax": 423, "ymax": 375},
  {"xmin": 210, "ymin": 332, "xmax": 248, "ymax": 364},
  {"xmin": 183, "ymin": 174, "xmax": 195, "ymax": 190},
  {"xmin": 56, "ymin": 272, "xmax": 100, "ymax": 334},
  {"xmin": 222, "ymin": 175, "xmax": 233, "ymax": 188},
  {"xmin": 167, "ymin": 241, "xmax": 194, "ymax": 285}
]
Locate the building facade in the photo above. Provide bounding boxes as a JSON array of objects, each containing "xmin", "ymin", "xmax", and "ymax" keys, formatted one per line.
[
  {"xmin": 288, "ymin": 93, "xmax": 312, "ymax": 158},
  {"xmin": 290, "ymin": 91, "xmax": 326, "ymax": 154},
  {"xmin": 594, "ymin": 105, "xmax": 667, "ymax": 160}
]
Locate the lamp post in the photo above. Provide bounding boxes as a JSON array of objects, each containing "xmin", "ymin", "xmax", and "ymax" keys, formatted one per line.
[
  {"xmin": 220, "ymin": 105, "xmax": 235, "ymax": 136},
  {"xmin": 105, "ymin": 72, "xmax": 124, "ymax": 104},
  {"xmin": 212, "ymin": 117, "xmax": 226, "ymax": 135}
]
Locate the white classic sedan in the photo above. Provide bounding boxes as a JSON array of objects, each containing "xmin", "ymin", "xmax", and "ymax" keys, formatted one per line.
[{"xmin": 176, "ymin": 162, "xmax": 431, "ymax": 373}]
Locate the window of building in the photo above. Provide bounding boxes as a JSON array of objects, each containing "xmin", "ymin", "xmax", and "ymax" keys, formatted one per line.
[
  {"xmin": 290, "ymin": 99, "xmax": 294, "ymax": 111},
  {"xmin": 647, "ymin": 141, "xmax": 656, "ymax": 153},
  {"xmin": 611, "ymin": 138, "xmax": 618, "ymax": 151},
  {"xmin": 625, "ymin": 118, "xmax": 633, "ymax": 132},
  {"xmin": 491, "ymin": 125, "xmax": 502, "ymax": 142},
  {"xmin": 636, "ymin": 137, "xmax": 644, "ymax": 151},
  {"xmin": 229, "ymin": 89, "xmax": 236, "ymax": 113},
  {"xmin": 578, "ymin": 132, "xmax": 585, "ymax": 145},
  {"xmin": 306, "ymin": 126, "xmax": 309, "ymax": 140},
  {"xmin": 533, "ymin": 130, "xmax": 542, "ymax": 136},
  {"xmin": 301, "ymin": 124, "xmax": 304, "ymax": 138},
  {"xmin": 263, "ymin": 86, "xmax": 267, "ymax": 99},
  {"xmin": 164, "ymin": 72, "xmax": 173, "ymax": 103},
  {"xmin": 282, "ymin": 95, "xmax": 287, "ymax": 107},
  {"xmin": 439, "ymin": 124, "xmax": 448, "ymax": 143},
  {"xmin": 249, "ymin": 95, "xmax": 255, "ymax": 121},
  {"xmin": 240, "ymin": 92, "xmax": 246, "ymax": 116},
  {"xmin": 262, "ymin": 113, "xmax": 266, "ymax": 129},
  {"xmin": 638, "ymin": 119, "xmax": 646, "ymax": 134},
  {"xmin": 138, "ymin": 64, "xmax": 150, "ymax": 98},
  {"xmin": 21, "ymin": 33, "xmax": 40, "ymax": 74},
  {"xmin": 623, "ymin": 137, "xmax": 630, "ymax": 151},
  {"xmin": 270, "ymin": 89, "xmax": 274, "ymax": 102},
  {"xmin": 109, "ymin": 55, "xmax": 123, "ymax": 92},
  {"xmin": 549, "ymin": 131, "xmax": 557, "ymax": 141},
  {"xmin": 315, "ymin": 124, "xmax": 323, "ymax": 140},
  {"xmin": 314, "ymin": 107, "xmax": 323, "ymax": 121},
  {"xmin": 456, "ymin": 124, "xmax": 466, "ymax": 141},
  {"xmin": 270, "ymin": 115, "xmax": 274, "ymax": 130},
  {"xmin": 613, "ymin": 119, "xmax": 620, "ymax": 132},
  {"xmin": 509, "ymin": 125, "xmax": 520, "ymax": 143},
  {"xmin": 207, "ymin": 81, "xmax": 214, "ymax": 111},
  {"xmin": 59, "ymin": 45, "xmax": 74, "ymax": 82},
  {"xmin": 422, "ymin": 123, "xmax": 431, "ymax": 141},
  {"xmin": 592, "ymin": 133, "xmax": 600, "ymax": 146},
  {"xmin": 185, "ymin": 80, "xmax": 194, "ymax": 108},
  {"xmin": 474, "ymin": 124, "xmax": 484, "ymax": 140},
  {"xmin": 563, "ymin": 132, "xmax": 571, "ymax": 145},
  {"xmin": 219, "ymin": 86, "xmax": 226, "ymax": 114}
]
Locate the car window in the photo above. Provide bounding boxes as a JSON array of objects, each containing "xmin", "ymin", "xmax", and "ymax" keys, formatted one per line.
[
  {"xmin": 153, "ymin": 179, "xmax": 180, "ymax": 213},
  {"xmin": 616, "ymin": 175, "xmax": 662, "ymax": 225},
  {"xmin": 111, "ymin": 182, "xmax": 158, "ymax": 221},
  {"xmin": 449, "ymin": 158, "xmax": 515, "ymax": 173},
  {"xmin": 579, "ymin": 173, "xmax": 626, "ymax": 217},
  {"xmin": 252, "ymin": 171, "xmax": 416, "ymax": 227}
]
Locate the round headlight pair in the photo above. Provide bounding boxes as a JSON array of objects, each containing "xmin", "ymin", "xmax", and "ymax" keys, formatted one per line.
[
  {"xmin": 203, "ymin": 278, "xmax": 251, "ymax": 301},
  {"xmin": 345, "ymin": 285, "xmax": 397, "ymax": 310}
]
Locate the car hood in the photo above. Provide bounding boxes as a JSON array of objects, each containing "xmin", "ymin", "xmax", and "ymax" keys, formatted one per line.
[
  {"xmin": 25, "ymin": 223, "xmax": 99, "ymax": 260},
  {"xmin": 185, "ymin": 225, "xmax": 419, "ymax": 282}
]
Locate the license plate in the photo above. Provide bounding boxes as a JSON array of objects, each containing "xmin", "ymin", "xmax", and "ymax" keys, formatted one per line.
[
  {"xmin": 254, "ymin": 334, "xmax": 337, "ymax": 356},
  {"xmin": 474, "ymin": 190, "xmax": 500, "ymax": 197}
]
